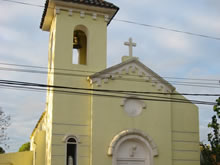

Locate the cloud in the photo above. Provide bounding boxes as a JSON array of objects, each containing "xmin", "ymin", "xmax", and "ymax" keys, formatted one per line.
[
  {"xmin": 0, "ymin": 0, "xmax": 219, "ymax": 152},
  {"xmin": 153, "ymin": 31, "xmax": 193, "ymax": 53},
  {"xmin": 0, "ymin": 26, "xmax": 25, "ymax": 42},
  {"xmin": 185, "ymin": 12, "xmax": 220, "ymax": 36}
]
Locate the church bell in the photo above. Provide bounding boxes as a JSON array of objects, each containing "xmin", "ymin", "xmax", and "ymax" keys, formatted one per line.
[{"xmin": 73, "ymin": 33, "xmax": 82, "ymax": 49}]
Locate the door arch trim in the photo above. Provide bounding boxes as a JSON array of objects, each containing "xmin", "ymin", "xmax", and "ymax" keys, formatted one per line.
[{"xmin": 107, "ymin": 129, "xmax": 158, "ymax": 157}]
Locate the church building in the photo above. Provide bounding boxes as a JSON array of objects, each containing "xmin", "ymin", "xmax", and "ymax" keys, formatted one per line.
[{"xmin": 0, "ymin": 0, "xmax": 200, "ymax": 165}]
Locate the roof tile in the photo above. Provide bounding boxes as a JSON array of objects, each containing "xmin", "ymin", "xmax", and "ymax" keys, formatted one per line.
[{"xmin": 40, "ymin": 0, "xmax": 119, "ymax": 29}]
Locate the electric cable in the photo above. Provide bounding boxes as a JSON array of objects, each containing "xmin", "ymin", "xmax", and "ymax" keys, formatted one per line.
[
  {"xmin": 0, "ymin": 83, "xmax": 216, "ymax": 106},
  {"xmin": 1, "ymin": 79, "xmax": 219, "ymax": 96},
  {"xmin": 0, "ymin": 79, "xmax": 218, "ymax": 106},
  {"xmin": 0, "ymin": 66, "xmax": 220, "ymax": 89},
  {"xmin": 1, "ymin": 0, "xmax": 220, "ymax": 41},
  {"xmin": 0, "ymin": 62, "xmax": 219, "ymax": 82}
]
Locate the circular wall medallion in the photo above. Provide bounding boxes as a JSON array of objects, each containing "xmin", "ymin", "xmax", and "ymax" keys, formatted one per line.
[{"xmin": 123, "ymin": 99, "xmax": 145, "ymax": 117}]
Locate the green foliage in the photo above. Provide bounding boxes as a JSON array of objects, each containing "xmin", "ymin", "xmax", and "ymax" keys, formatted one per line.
[
  {"xmin": 0, "ymin": 146, "xmax": 5, "ymax": 154},
  {"xmin": 200, "ymin": 143, "xmax": 215, "ymax": 165},
  {"xmin": 201, "ymin": 97, "xmax": 220, "ymax": 165},
  {"xmin": 18, "ymin": 142, "xmax": 30, "ymax": 152}
]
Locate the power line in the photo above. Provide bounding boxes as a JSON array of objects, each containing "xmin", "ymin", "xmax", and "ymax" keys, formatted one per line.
[
  {"xmin": 0, "ymin": 66, "xmax": 220, "ymax": 89},
  {"xmin": 0, "ymin": 62, "xmax": 219, "ymax": 82},
  {"xmin": 114, "ymin": 19, "xmax": 220, "ymax": 41},
  {"xmin": 0, "ymin": 79, "xmax": 219, "ymax": 96},
  {"xmin": 0, "ymin": 83, "xmax": 215, "ymax": 106},
  {"xmin": 0, "ymin": 79, "xmax": 218, "ymax": 106},
  {"xmin": 1, "ymin": 0, "xmax": 220, "ymax": 41},
  {"xmin": 0, "ymin": 62, "xmax": 219, "ymax": 85},
  {"xmin": 1, "ymin": 0, "xmax": 44, "ymax": 7},
  {"xmin": 0, "ymin": 62, "xmax": 95, "ymax": 73},
  {"xmin": 0, "ymin": 67, "xmax": 219, "ymax": 89}
]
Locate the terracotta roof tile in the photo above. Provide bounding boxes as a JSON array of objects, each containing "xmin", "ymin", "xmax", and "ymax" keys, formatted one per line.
[
  {"xmin": 63, "ymin": 0, "xmax": 119, "ymax": 9},
  {"xmin": 40, "ymin": 0, "xmax": 119, "ymax": 29}
]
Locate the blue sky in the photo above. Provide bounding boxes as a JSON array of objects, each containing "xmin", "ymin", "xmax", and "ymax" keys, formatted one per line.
[{"xmin": 0, "ymin": 0, "xmax": 220, "ymax": 152}]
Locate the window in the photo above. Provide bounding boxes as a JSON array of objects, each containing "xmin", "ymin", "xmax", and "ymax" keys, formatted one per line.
[
  {"xmin": 72, "ymin": 29, "xmax": 87, "ymax": 65},
  {"xmin": 66, "ymin": 137, "xmax": 77, "ymax": 165}
]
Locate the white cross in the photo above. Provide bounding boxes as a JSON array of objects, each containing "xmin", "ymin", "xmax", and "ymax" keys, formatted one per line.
[{"xmin": 124, "ymin": 38, "xmax": 136, "ymax": 57}]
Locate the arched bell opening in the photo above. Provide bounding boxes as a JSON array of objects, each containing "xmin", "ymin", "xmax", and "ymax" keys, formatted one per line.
[{"xmin": 72, "ymin": 25, "xmax": 88, "ymax": 65}]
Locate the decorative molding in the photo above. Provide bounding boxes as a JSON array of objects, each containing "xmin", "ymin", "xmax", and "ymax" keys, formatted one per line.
[
  {"xmin": 108, "ymin": 129, "xmax": 158, "ymax": 157},
  {"xmin": 172, "ymin": 140, "xmax": 199, "ymax": 144},
  {"xmin": 80, "ymin": 11, "xmax": 85, "ymax": 18},
  {"xmin": 89, "ymin": 59, "xmax": 175, "ymax": 93},
  {"xmin": 92, "ymin": 13, "xmax": 97, "ymax": 20},
  {"xmin": 55, "ymin": 7, "xmax": 60, "ymax": 14},
  {"xmin": 46, "ymin": 2, "xmax": 117, "ymax": 28},
  {"xmin": 173, "ymin": 159, "xmax": 200, "ymax": 162},
  {"xmin": 121, "ymin": 97, "xmax": 146, "ymax": 117},
  {"xmin": 62, "ymin": 134, "xmax": 80, "ymax": 143},
  {"xmin": 79, "ymin": 155, "xmax": 89, "ymax": 158},
  {"xmin": 52, "ymin": 122, "xmax": 88, "ymax": 127},
  {"xmin": 172, "ymin": 130, "xmax": 199, "ymax": 134},
  {"xmin": 68, "ymin": 9, "xmax": 73, "ymax": 16},
  {"xmin": 173, "ymin": 149, "xmax": 199, "ymax": 152},
  {"xmin": 104, "ymin": 15, "xmax": 109, "ymax": 22}
]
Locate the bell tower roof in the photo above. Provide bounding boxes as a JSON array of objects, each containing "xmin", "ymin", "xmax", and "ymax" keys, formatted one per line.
[
  {"xmin": 60, "ymin": 0, "xmax": 118, "ymax": 9},
  {"xmin": 40, "ymin": 0, "xmax": 119, "ymax": 30}
]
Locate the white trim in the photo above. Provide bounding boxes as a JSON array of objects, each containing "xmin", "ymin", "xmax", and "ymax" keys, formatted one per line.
[
  {"xmin": 55, "ymin": 7, "xmax": 60, "ymax": 14},
  {"xmin": 68, "ymin": 9, "xmax": 73, "ymax": 16},
  {"xmin": 62, "ymin": 134, "xmax": 80, "ymax": 143},
  {"xmin": 80, "ymin": 11, "xmax": 85, "ymax": 18},
  {"xmin": 89, "ymin": 58, "xmax": 175, "ymax": 92},
  {"xmin": 120, "ymin": 97, "xmax": 147, "ymax": 117},
  {"xmin": 92, "ymin": 13, "xmax": 97, "ymax": 20},
  {"xmin": 108, "ymin": 129, "xmax": 158, "ymax": 157},
  {"xmin": 120, "ymin": 96, "xmax": 146, "ymax": 109},
  {"xmin": 113, "ymin": 135, "xmax": 153, "ymax": 165},
  {"xmin": 104, "ymin": 15, "xmax": 109, "ymax": 22}
]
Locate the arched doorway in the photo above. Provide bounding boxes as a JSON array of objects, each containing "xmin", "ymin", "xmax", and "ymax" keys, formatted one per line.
[{"xmin": 108, "ymin": 129, "xmax": 158, "ymax": 165}]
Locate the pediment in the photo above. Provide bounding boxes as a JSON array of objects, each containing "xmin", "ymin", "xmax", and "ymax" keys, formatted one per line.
[{"xmin": 88, "ymin": 58, "xmax": 175, "ymax": 93}]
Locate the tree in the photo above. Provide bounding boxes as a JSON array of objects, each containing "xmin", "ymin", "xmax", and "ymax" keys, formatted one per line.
[
  {"xmin": 18, "ymin": 142, "xmax": 30, "ymax": 152},
  {"xmin": 201, "ymin": 97, "xmax": 220, "ymax": 165},
  {"xmin": 0, "ymin": 107, "xmax": 11, "ymax": 150},
  {"xmin": 0, "ymin": 146, "xmax": 5, "ymax": 154}
]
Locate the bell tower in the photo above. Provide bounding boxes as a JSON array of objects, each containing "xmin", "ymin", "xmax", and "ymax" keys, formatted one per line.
[
  {"xmin": 40, "ymin": 1, "xmax": 119, "ymax": 165},
  {"xmin": 41, "ymin": 0, "xmax": 119, "ymax": 72}
]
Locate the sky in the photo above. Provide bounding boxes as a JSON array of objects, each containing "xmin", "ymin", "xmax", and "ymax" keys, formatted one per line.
[{"xmin": 0, "ymin": 0, "xmax": 220, "ymax": 152}]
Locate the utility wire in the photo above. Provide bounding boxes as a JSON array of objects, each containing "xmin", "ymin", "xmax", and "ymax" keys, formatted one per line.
[
  {"xmin": 1, "ymin": 0, "xmax": 220, "ymax": 41},
  {"xmin": 0, "ymin": 62, "xmax": 95, "ymax": 73},
  {"xmin": 0, "ymin": 82, "xmax": 216, "ymax": 106},
  {"xmin": 1, "ymin": 0, "xmax": 44, "ymax": 7},
  {"xmin": 0, "ymin": 79, "xmax": 218, "ymax": 106},
  {"xmin": 1, "ymin": 1, "xmax": 220, "ymax": 87},
  {"xmin": 0, "ymin": 79, "xmax": 219, "ymax": 96},
  {"xmin": 0, "ymin": 66, "xmax": 220, "ymax": 89},
  {"xmin": 0, "ymin": 62, "xmax": 219, "ymax": 82},
  {"xmin": 114, "ymin": 19, "xmax": 220, "ymax": 41}
]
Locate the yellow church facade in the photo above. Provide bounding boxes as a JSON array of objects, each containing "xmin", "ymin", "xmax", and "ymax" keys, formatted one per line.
[{"xmin": 0, "ymin": 0, "xmax": 200, "ymax": 165}]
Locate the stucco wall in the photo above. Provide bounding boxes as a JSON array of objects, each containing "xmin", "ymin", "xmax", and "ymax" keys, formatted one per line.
[
  {"xmin": 91, "ymin": 73, "xmax": 173, "ymax": 165},
  {"xmin": 43, "ymin": 3, "xmax": 200, "ymax": 165},
  {"xmin": 48, "ymin": 6, "xmax": 108, "ymax": 165},
  {"xmin": 0, "ymin": 151, "xmax": 33, "ymax": 165},
  {"xmin": 171, "ymin": 94, "xmax": 200, "ymax": 165}
]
